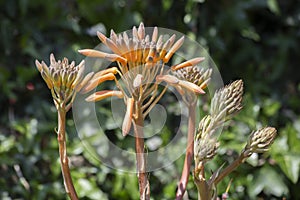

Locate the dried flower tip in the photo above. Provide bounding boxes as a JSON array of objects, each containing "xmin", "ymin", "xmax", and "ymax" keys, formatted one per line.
[
  {"xmin": 85, "ymin": 90, "xmax": 123, "ymax": 102},
  {"xmin": 171, "ymin": 57, "xmax": 205, "ymax": 71},
  {"xmin": 244, "ymin": 127, "xmax": 277, "ymax": 155},
  {"xmin": 122, "ymin": 98, "xmax": 134, "ymax": 136}
]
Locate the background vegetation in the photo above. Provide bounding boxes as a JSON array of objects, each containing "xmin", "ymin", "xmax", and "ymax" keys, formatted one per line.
[{"xmin": 0, "ymin": 0, "xmax": 299, "ymax": 199}]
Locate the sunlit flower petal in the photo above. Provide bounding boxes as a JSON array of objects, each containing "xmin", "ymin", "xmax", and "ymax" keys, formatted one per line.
[
  {"xmin": 156, "ymin": 75, "xmax": 179, "ymax": 84},
  {"xmin": 122, "ymin": 98, "xmax": 134, "ymax": 136},
  {"xmin": 171, "ymin": 57, "xmax": 205, "ymax": 71},
  {"xmin": 178, "ymin": 80, "xmax": 206, "ymax": 94},
  {"xmin": 82, "ymin": 73, "xmax": 116, "ymax": 93},
  {"xmin": 85, "ymin": 90, "xmax": 123, "ymax": 102}
]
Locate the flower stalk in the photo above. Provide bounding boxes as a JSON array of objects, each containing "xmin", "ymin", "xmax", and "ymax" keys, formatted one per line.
[
  {"xmin": 193, "ymin": 80, "xmax": 277, "ymax": 199},
  {"xmin": 35, "ymin": 23, "xmax": 278, "ymax": 200},
  {"xmin": 57, "ymin": 104, "xmax": 78, "ymax": 200},
  {"xmin": 176, "ymin": 102, "xmax": 196, "ymax": 200},
  {"xmin": 133, "ymin": 101, "xmax": 150, "ymax": 199},
  {"xmin": 79, "ymin": 23, "xmax": 207, "ymax": 200},
  {"xmin": 211, "ymin": 127, "xmax": 277, "ymax": 186},
  {"xmin": 35, "ymin": 54, "xmax": 91, "ymax": 200},
  {"xmin": 174, "ymin": 66, "xmax": 212, "ymax": 199}
]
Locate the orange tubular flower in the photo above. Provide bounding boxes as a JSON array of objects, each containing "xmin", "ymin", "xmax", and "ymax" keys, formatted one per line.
[
  {"xmin": 79, "ymin": 22, "xmax": 210, "ymax": 133},
  {"xmin": 79, "ymin": 23, "xmax": 212, "ymax": 200},
  {"xmin": 85, "ymin": 90, "xmax": 123, "ymax": 102}
]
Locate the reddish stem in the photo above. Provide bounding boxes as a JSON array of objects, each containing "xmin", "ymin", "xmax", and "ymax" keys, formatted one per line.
[
  {"xmin": 57, "ymin": 107, "xmax": 78, "ymax": 200},
  {"xmin": 176, "ymin": 103, "xmax": 196, "ymax": 200},
  {"xmin": 133, "ymin": 102, "xmax": 150, "ymax": 200}
]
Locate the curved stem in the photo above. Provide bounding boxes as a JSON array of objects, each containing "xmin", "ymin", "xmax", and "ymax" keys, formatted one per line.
[
  {"xmin": 211, "ymin": 154, "xmax": 245, "ymax": 186},
  {"xmin": 57, "ymin": 106, "xmax": 78, "ymax": 200},
  {"xmin": 176, "ymin": 102, "xmax": 196, "ymax": 200},
  {"xmin": 133, "ymin": 102, "xmax": 150, "ymax": 200}
]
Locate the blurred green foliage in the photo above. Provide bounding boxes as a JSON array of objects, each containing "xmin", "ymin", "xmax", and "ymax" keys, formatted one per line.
[{"xmin": 0, "ymin": 0, "xmax": 299, "ymax": 199}]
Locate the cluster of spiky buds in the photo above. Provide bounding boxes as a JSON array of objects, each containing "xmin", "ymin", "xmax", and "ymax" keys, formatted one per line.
[
  {"xmin": 35, "ymin": 54, "xmax": 92, "ymax": 110},
  {"xmin": 174, "ymin": 66, "xmax": 212, "ymax": 103},
  {"xmin": 194, "ymin": 115, "xmax": 220, "ymax": 166},
  {"xmin": 210, "ymin": 80, "xmax": 243, "ymax": 126},
  {"xmin": 243, "ymin": 127, "xmax": 277, "ymax": 157},
  {"xmin": 175, "ymin": 66, "xmax": 211, "ymax": 87},
  {"xmin": 194, "ymin": 80, "xmax": 244, "ymax": 167}
]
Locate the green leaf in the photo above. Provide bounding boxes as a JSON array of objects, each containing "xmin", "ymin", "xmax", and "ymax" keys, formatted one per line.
[
  {"xmin": 76, "ymin": 178, "xmax": 108, "ymax": 200},
  {"xmin": 248, "ymin": 165, "xmax": 288, "ymax": 197},
  {"xmin": 0, "ymin": 135, "xmax": 15, "ymax": 153},
  {"xmin": 281, "ymin": 154, "xmax": 300, "ymax": 184},
  {"xmin": 267, "ymin": 0, "xmax": 280, "ymax": 15},
  {"xmin": 270, "ymin": 124, "xmax": 300, "ymax": 183},
  {"xmin": 285, "ymin": 123, "xmax": 300, "ymax": 152},
  {"xmin": 262, "ymin": 98, "xmax": 281, "ymax": 117}
]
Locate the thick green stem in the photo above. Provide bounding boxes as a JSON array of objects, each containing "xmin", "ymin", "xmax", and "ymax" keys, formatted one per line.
[
  {"xmin": 194, "ymin": 163, "xmax": 209, "ymax": 200},
  {"xmin": 196, "ymin": 182, "xmax": 209, "ymax": 200},
  {"xmin": 133, "ymin": 102, "xmax": 150, "ymax": 200},
  {"xmin": 57, "ymin": 106, "xmax": 78, "ymax": 200},
  {"xmin": 176, "ymin": 102, "xmax": 196, "ymax": 200}
]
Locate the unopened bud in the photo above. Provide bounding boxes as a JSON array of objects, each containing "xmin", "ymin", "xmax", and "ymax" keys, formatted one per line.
[{"xmin": 243, "ymin": 127, "xmax": 277, "ymax": 156}]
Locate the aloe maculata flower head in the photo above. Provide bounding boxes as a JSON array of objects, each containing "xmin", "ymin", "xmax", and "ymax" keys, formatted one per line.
[
  {"xmin": 35, "ymin": 54, "xmax": 93, "ymax": 111},
  {"xmin": 79, "ymin": 23, "xmax": 206, "ymax": 136}
]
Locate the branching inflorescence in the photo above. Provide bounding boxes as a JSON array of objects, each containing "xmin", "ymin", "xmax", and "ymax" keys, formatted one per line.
[
  {"xmin": 193, "ymin": 80, "xmax": 277, "ymax": 200},
  {"xmin": 78, "ymin": 23, "xmax": 207, "ymax": 199},
  {"xmin": 35, "ymin": 22, "xmax": 277, "ymax": 200}
]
